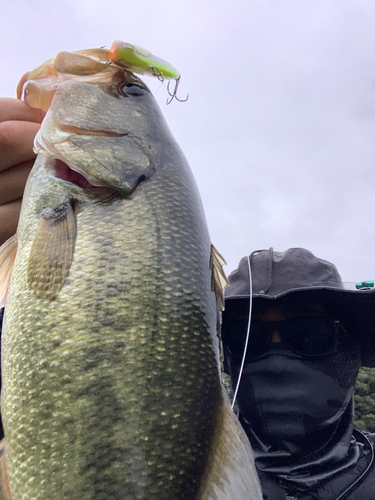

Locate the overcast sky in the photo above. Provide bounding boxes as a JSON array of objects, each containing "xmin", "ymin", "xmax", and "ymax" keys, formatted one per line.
[{"xmin": 1, "ymin": 0, "xmax": 375, "ymax": 281}]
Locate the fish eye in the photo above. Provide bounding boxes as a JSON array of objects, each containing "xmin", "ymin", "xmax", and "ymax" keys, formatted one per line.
[{"xmin": 121, "ymin": 83, "xmax": 146, "ymax": 97}]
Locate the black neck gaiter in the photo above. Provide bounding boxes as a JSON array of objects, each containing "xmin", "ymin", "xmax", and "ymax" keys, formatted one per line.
[{"xmin": 230, "ymin": 341, "xmax": 362, "ymax": 491}]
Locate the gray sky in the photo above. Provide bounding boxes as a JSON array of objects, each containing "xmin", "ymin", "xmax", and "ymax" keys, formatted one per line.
[{"xmin": 1, "ymin": 0, "xmax": 375, "ymax": 280}]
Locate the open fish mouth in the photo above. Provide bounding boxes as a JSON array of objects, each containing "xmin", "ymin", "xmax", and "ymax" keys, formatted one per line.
[
  {"xmin": 43, "ymin": 154, "xmax": 116, "ymax": 192},
  {"xmin": 36, "ymin": 120, "xmax": 149, "ymax": 197},
  {"xmin": 50, "ymin": 159, "xmax": 103, "ymax": 190},
  {"xmin": 36, "ymin": 127, "xmax": 117, "ymax": 192}
]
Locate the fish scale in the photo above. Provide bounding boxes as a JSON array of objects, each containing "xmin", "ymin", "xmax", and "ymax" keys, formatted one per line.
[{"xmin": 0, "ymin": 50, "xmax": 262, "ymax": 500}]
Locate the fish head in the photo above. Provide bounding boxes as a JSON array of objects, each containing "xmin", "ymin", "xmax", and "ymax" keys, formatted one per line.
[{"xmin": 23, "ymin": 50, "xmax": 172, "ymax": 196}]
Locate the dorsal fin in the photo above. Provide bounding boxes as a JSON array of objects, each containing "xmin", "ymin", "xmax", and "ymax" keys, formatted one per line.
[
  {"xmin": 0, "ymin": 235, "xmax": 18, "ymax": 308},
  {"xmin": 210, "ymin": 245, "xmax": 229, "ymax": 311}
]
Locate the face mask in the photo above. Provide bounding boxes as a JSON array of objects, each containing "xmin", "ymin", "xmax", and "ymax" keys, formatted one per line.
[{"xmin": 229, "ymin": 339, "xmax": 361, "ymax": 458}]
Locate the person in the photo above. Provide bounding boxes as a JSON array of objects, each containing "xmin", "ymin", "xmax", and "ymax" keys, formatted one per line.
[
  {"xmin": 222, "ymin": 248, "xmax": 375, "ymax": 499},
  {"xmin": 0, "ymin": 96, "xmax": 44, "ymax": 440},
  {"xmin": 0, "ymin": 96, "xmax": 44, "ymax": 246}
]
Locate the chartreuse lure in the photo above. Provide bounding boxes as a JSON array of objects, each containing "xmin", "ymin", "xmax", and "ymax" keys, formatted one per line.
[
  {"xmin": 109, "ymin": 41, "xmax": 187, "ymax": 103},
  {"xmin": 109, "ymin": 41, "xmax": 180, "ymax": 79}
]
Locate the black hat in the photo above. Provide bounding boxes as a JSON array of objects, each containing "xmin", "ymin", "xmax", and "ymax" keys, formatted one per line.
[{"xmin": 223, "ymin": 248, "xmax": 375, "ymax": 367}]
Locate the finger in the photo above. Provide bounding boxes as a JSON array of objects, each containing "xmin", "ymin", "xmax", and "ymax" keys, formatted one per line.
[
  {"xmin": 0, "ymin": 200, "xmax": 22, "ymax": 246},
  {"xmin": 0, "ymin": 121, "xmax": 40, "ymax": 173},
  {"xmin": 0, "ymin": 161, "xmax": 33, "ymax": 205},
  {"xmin": 16, "ymin": 72, "xmax": 30, "ymax": 99},
  {"xmin": 0, "ymin": 98, "xmax": 45, "ymax": 124}
]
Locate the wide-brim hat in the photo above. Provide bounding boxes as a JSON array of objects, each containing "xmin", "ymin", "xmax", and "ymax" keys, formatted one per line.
[{"xmin": 223, "ymin": 248, "xmax": 375, "ymax": 367}]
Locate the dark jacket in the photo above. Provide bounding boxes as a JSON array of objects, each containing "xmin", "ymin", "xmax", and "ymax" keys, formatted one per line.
[{"xmin": 254, "ymin": 429, "xmax": 374, "ymax": 500}]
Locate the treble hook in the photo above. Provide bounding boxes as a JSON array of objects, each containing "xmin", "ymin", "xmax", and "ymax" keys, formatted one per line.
[
  {"xmin": 149, "ymin": 66, "xmax": 165, "ymax": 82},
  {"xmin": 149, "ymin": 66, "xmax": 189, "ymax": 104},
  {"xmin": 166, "ymin": 76, "xmax": 189, "ymax": 105}
]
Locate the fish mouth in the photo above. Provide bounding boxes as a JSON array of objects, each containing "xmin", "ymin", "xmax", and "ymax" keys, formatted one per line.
[
  {"xmin": 49, "ymin": 158, "xmax": 111, "ymax": 190},
  {"xmin": 37, "ymin": 119, "xmax": 128, "ymax": 190},
  {"xmin": 36, "ymin": 117, "xmax": 146, "ymax": 197}
]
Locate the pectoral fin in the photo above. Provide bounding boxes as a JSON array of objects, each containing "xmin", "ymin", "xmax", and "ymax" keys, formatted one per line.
[
  {"xmin": 210, "ymin": 245, "xmax": 229, "ymax": 311},
  {"xmin": 28, "ymin": 200, "xmax": 76, "ymax": 300},
  {"xmin": 198, "ymin": 391, "xmax": 262, "ymax": 500},
  {"xmin": 0, "ymin": 235, "xmax": 17, "ymax": 308}
]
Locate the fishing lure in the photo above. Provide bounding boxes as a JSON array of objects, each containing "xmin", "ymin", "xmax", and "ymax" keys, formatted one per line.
[
  {"xmin": 109, "ymin": 41, "xmax": 179, "ymax": 79},
  {"xmin": 109, "ymin": 41, "xmax": 188, "ymax": 104},
  {"xmin": 20, "ymin": 41, "xmax": 188, "ymax": 107}
]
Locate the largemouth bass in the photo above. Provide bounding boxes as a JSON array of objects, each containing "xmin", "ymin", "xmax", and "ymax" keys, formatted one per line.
[{"xmin": 0, "ymin": 46, "xmax": 261, "ymax": 500}]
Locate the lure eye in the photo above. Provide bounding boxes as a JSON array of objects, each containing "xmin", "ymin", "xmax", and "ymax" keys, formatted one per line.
[{"xmin": 121, "ymin": 83, "xmax": 146, "ymax": 97}]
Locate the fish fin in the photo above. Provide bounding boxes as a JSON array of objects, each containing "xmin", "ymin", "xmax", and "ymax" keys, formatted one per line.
[
  {"xmin": 0, "ymin": 440, "xmax": 12, "ymax": 500},
  {"xmin": 0, "ymin": 235, "xmax": 18, "ymax": 308},
  {"xmin": 198, "ymin": 390, "xmax": 262, "ymax": 500},
  {"xmin": 28, "ymin": 200, "xmax": 76, "ymax": 300},
  {"xmin": 210, "ymin": 245, "xmax": 229, "ymax": 311}
]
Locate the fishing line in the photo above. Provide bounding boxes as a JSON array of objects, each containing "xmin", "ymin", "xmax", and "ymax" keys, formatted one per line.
[
  {"xmin": 176, "ymin": 99, "xmax": 253, "ymax": 411},
  {"xmin": 154, "ymin": 90, "xmax": 237, "ymax": 220},
  {"xmin": 183, "ymin": 101, "xmax": 246, "ymax": 238},
  {"xmin": 231, "ymin": 254, "xmax": 252, "ymax": 410},
  {"xmin": 153, "ymin": 83, "xmax": 244, "ymax": 239},
  {"xmin": 156, "ymin": 92, "xmax": 254, "ymax": 412},
  {"xmin": 181, "ymin": 104, "xmax": 255, "ymax": 411}
]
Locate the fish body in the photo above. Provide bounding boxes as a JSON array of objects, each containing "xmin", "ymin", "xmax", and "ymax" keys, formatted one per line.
[{"xmin": 0, "ymin": 52, "xmax": 261, "ymax": 500}]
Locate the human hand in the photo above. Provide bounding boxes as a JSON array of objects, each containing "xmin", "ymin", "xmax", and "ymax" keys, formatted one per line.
[{"xmin": 0, "ymin": 97, "xmax": 45, "ymax": 246}]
